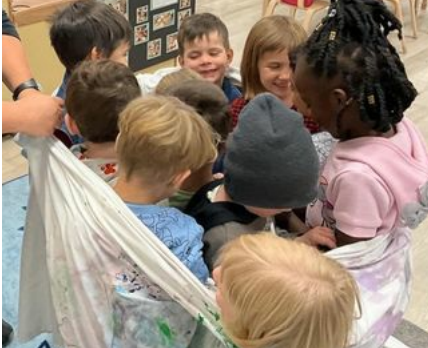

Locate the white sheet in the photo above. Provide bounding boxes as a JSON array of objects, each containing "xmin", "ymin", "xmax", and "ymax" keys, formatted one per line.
[
  {"xmin": 17, "ymin": 135, "xmax": 230, "ymax": 347},
  {"xmin": 328, "ymin": 228, "xmax": 412, "ymax": 348},
  {"xmin": 17, "ymin": 135, "xmax": 411, "ymax": 348}
]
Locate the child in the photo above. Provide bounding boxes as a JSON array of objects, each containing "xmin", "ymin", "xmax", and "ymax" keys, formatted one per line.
[
  {"xmin": 50, "ymin": 0, "xmax": 132, "ymax": 145},
  {"xmin": 213, "ymin": 233, "xmax": 359, "ymax": 348},
  {"xmin": 231, "ymin": 15, "xmax": 319, "ymax": 133},
  {"xmin": 50, "ymin": 0, "xmax": 131, "ymax": 72},
  {"xmin": 185, "ymin": 93, "xmax": 336, "ymax": 271},
  {"xmin": 177, "ymin": 13, "xmax": 241, "ymax": 103},
  {"xmin": 64, "ymin": 60, "xmax": 141, "ymax": 183},
  {"xmin": 161, "ymin": 79, "xmax": 232, "ymax": 209},
  {"xmin": 292, "ymin": 0, "xmax": 428, "ymax": 246},
  {"xmin": 292, "ymin": 0, "xmax": 428, "ymax": 345},
  {"xmin": 155, "ymin": 67, "xmax": 202, "ymax": 95},
  {"xmin": 114, "ymin": 95, "xmax": 218, "ymax": 282}
]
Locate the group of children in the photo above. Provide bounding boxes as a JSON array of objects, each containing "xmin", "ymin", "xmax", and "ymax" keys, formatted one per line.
[{"xmin": 22, "ymin": 0, "xmax": 428, "ymax": 347}]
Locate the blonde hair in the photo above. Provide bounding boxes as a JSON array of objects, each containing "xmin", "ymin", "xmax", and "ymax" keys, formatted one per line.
[
  {"xmin": 241, "ymin": 15, "xmax": 307, "ymax": 99},
  {"xmin": 155, "ymin": 68, "xmax": 202, "ymax": 95},
  {"xmin": 217, "ymin": 233, "xmax": 360, "ymax": 348},
  {"xmin": 117, "ymin": 95, "xmax": 217, "ymax": 184}
]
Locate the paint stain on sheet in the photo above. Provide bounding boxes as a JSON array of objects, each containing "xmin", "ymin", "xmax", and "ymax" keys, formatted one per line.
[{"xmin": 157, "ymin": 319, "xmax": 175, "ymax": 346}]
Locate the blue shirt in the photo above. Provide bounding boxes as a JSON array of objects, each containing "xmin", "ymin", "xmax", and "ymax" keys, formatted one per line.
[
  {"xmin": 222, "ymin": 76, "xmax": 241, "ymax": 103},
  {"xmin": 56, "ymin": 71, "xmax": 84, "ymax": 145},
  {"xmin": 55, "ymin": 70, "xmax": 70, "ymax": 100},
  {"xmin": 126, "ymin": 204, "xmax": 208, "ymax": 282}
]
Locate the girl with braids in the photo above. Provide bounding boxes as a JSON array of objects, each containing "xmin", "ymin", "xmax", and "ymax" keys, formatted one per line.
[{"xmin": 292, "ymin": 0, "xmax": 428, "ymax": 346}]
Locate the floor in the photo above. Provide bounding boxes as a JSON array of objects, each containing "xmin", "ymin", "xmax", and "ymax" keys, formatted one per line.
[{"xmin": 2, "ymin": 0, "xmax": 428, "ymax": 331}]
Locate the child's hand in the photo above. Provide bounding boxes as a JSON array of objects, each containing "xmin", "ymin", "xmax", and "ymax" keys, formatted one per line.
[{"xmin": 296, "ymin": 227, "xmax": 336, "ymax": 250}]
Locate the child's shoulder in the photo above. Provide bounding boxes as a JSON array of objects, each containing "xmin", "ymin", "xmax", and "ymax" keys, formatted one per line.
[
  {"xmin": 222, "ymin": 76, "xmax": 242, "ymax": 103},
  {"xmin": 230, "ymin": 97, "xmax": 249, "ymax": 128},
  {"xmin": 164, "ymin": 205, "xmax": 201, "ymax": 226},
  {"xmin": 129, "ymin": 203, "xmax": 202, "ymax": 232}
]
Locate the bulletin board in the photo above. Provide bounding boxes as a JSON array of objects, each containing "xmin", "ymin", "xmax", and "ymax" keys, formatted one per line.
[{"xmin": 102, "ymin": 0, "xmax": 196, "ymax": 71}]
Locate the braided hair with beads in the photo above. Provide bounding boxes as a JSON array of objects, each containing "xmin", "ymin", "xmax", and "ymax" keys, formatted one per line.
[{"xmin": 300, "ymin": 0, "xmax": 417, "ymax": 133}]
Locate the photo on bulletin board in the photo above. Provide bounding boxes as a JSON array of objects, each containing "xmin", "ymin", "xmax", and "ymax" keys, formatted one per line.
[
  {"xmin": 150, "ymin": 0, "xmax": 178, "ymax": 10},
  {"xmin": 122, "ymin": 0, "xmax": 196, "ymax": 71},
  {"xmin": 166, "ymin": 32, "xmax": 178, "ymax": 53},
  {"xmin": 134, "ymin": 23, "xmax": 149, "ymax": 45},
  {"xmin": 136, "ymin": 5, "xmax": 149, "ymax": 23},
  {"xmin": 104, "ymin": 0, "xmax": 128, "ymax": 19},
  {"xmin": 179, "ymin": 0, "xmax": 191, "ymax": 9},
  {"xmin": 178, "ymin": 8, "xmax": 191, "ymax": 28},
  {"xmin": 153, "ymin": 9, "xmax": 175, "ymax": 31},
  {"xmin": 147, "ymin": 38, "xmax": 162, "ymax": 60}
]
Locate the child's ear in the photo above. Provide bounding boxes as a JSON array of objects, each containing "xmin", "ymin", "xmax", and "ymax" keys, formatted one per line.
[
  {"xmin": 88, "ymin": 47, "xmax": 103, "ymax": 61},
  {"xmin": 178, "ymin": 55, "xmax": 184, "ymax": 67},
  {"xmin": 331, "ymin": 88, "xmax": 349, "ymax": 111},
  {"xmin": 226, "ymin": 49, "xmax": 234, "ymax": 66},
  {"xmin": 171, "ymin": 169, "xmax": 191, "ymax": 189},
  {"xmin": 64, "ymin": 113, "xmax": 81, "ymax": 136},
  {"xmin": 212, "ymin": 266, "xmax": 222, "ymax": 285}
]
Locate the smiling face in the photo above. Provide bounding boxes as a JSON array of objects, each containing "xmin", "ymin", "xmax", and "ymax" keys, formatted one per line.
[
  {"xmin": 258, "ymin": 49, "xmax": 293, "ymax": 106},
  {"xmin": 179, "ymin": 31, "xmax": 233, "ymax": 86}
]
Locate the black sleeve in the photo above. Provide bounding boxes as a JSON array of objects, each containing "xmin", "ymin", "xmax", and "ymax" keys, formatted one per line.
[{"xmin": 2, "ymin": 9, "xmax": 19, "ymax": 39}]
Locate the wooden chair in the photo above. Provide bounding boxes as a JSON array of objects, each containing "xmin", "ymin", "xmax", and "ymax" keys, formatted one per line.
[
  {"xmin": 262, "ymin": 0, "xmax": 330, "ymax": 32},
  {"xmin": 7, "ymin": 0, "xmax": 78, "ymax": 27},
  {"xmin": 384, "ymin": 0, "xmax": 427, "ymax": 54},
  {"xmin": 386, "ymin": 0, "xmax": 417, "ymax": 37}
]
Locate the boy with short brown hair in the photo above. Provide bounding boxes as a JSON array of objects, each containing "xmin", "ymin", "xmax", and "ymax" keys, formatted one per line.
[
  {"xmin": 177, "ymin": 13, "xmax": 241, "ymax": 103},
  {"xmin": 65, "ymin": 60, "xmax": 141, "ymax": 182}
]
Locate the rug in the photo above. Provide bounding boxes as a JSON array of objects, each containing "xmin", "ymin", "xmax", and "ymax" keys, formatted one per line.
[
  {"xmin": 2, "ymin": 175, "xmax": 428, "ymax": 348},
  {"xmin": 2, "ymin": 175, "xmax": 53, "ymax": 348}
]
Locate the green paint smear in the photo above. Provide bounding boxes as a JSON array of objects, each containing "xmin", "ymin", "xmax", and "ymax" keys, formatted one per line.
[
  {"xmin": 197, "ymin": 314, "xmax": 205, "ymax": 324},
  {"xmin": 157, "ymin": 318, "xmax": 175, "ymax": 346},
  {"xmin": 204, "ymin": 303, "xmax": 220, "ymax": 321},
  {"xmin": 200, "ymin": 304, "xmax": 238, "ymax": 348}
]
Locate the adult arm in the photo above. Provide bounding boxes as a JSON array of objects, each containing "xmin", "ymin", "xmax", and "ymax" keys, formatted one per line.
[
  {"xmin": 2, "ymin": 34, "xmax": 33, "ymax": 92},
  {"xmin": 2, "ymin": 10, "xmax": 63, "ymax": 136}
]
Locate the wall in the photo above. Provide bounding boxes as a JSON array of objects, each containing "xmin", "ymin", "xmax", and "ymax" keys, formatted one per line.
[{"xmin": 2, "ymin": 20, "xmax": 65, "ymax": 101}]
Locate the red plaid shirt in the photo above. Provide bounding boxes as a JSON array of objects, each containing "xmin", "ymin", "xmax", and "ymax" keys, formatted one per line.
[
  {"xmin": 230, "ymin": 97, "xmax": 248, "ymax": 128},
  {"xmin": 230, "ymin": 97, "xmax": 320, "ymax": 134}
]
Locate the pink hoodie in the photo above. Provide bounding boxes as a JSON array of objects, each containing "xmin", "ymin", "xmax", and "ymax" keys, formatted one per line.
[{"xmin": 307, "ymin": 117, "xmax": 428, "ymax": 237}]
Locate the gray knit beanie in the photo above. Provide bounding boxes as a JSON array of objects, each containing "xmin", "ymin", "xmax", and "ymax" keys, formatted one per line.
[{"xmin": 224, "ymin": 93, "xmax": 319, "ymax": 209}]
